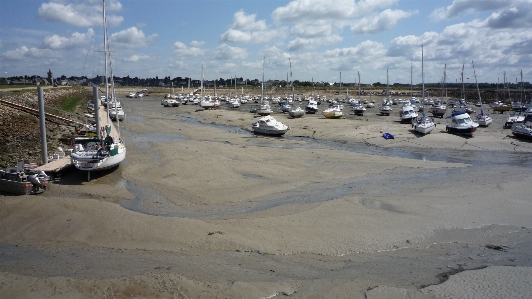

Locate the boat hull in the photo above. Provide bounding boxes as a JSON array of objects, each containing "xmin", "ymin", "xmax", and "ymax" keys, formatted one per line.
[
  {"xmin": 445, "ymin": 125, "xmax": 476, "ymax": 135},
  {"xmin": 71, "ymin": 145, "xmax": 126, "ymax": 172},
  {"xmin": 288, "ymin": 110, "xmax": 304, "ymax": 118}
]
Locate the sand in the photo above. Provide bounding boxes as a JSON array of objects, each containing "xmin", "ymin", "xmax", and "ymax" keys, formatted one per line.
[{"xmin": 1, "ymin": 92, "xmax": 531, "ymax": 298}]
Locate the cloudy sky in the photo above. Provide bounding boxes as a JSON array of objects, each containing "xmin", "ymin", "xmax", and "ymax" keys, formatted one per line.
[{"xmin": 1, "ymin": 0, "xmax": 531, "ymax": 85}]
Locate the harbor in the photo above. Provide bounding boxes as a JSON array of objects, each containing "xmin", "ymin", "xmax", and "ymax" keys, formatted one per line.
[{"xmin": 1, "ymin": 88, "xmax": 532, "ymax": 298}]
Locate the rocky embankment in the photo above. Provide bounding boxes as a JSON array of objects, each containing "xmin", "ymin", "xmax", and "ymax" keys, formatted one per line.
[{"xmin": 0, "ymin": 88, "xmax": 91, "ymax": 168}]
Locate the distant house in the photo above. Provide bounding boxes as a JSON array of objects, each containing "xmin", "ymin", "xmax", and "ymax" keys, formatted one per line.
[
  {"xmin": 33, "ymin": 77, "xmax": 50, "ymax": 85},
  {"xmin": 9, "ymin": 79, "xmax": 32, "ymax": 85}
]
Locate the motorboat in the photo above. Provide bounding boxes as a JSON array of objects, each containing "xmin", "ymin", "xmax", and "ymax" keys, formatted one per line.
[
  {"xmin": 288, "ymin": 106, "xmax": 304, "ymax": 118},
  {"xmin": 305, "ymin": 100, "xmax": 319, "ymax": 114},
  {"xmin": 503, "ymin": 112, "xmax": 525, "ymax": 128},
  {"xmin": 227, "ymin": 98, "xmax": 240, "ymax": 108},
  {"xmin": 445, "ymin": 110, "xmax": 479, "ymax": 135},
  {"xmin": 281, "ymin": 102, "xmax": 291, "ymax": 113},
  {"xmin": 366, "ymin": 102, "xmax": 374, "ymax": 108},
  {"xmin": 162, "ymin": 98, "xmax": 179, "ymax": 107},
  {"xmin": 200, "ymin": 96, "xmax": 215, "ymax": 109},
  {"xmin": 108, "ymin": 102, "xmax": 126, "ymax": 121},
  {"xmin": 490, "ymin": 101, "xmax": 511, "ymax": 113},
  {"xmin": 429, "ymin": 99, "xmax": 447, "ymax": 118},
  {"xmin": 411, "ymin": 114, "xmax": 435, "ymax": 134},
  {"xmin": 511, "ymin": 116, "xmax": 532, "ymax": 140},
  {"xmin": 379, "ymin": 99, "xmax": 392, "ymax": 116},
  {"xmin": 257, "ymin": 101, "xmax": 273, "ymax": 116},
  {"xmin": 323, "ymin": 105, "xmax": 343, "ymax": 119},
  {"xmin": 0, "ymin": 161, "xmax": 49, "ymax": 195},
  {"xmin": 400, "ymin": 102, "xmax": 418, "ymax": 123},
  {"xmin": 353, "ymin": 101, "xmax": 366, "ymax": 115},
  {"xmin": 252, "ymin": 115, "xmax": 290, "ymax": 136}
]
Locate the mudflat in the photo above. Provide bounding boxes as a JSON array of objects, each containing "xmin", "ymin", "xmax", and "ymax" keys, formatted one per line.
[{"xmin": 1, "ymin": 94, "xmax": 531, "ymax": 299}]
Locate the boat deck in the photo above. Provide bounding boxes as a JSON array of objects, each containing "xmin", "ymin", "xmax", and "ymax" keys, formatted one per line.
[{"xmin": 35, "ymin": 156, "xmax": 72, "ymax": 173}]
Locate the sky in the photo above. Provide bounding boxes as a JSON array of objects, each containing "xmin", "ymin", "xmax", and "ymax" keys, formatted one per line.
[{"xmin": 1, "ymin": 0, "xmax": 532, "ymax": 85}]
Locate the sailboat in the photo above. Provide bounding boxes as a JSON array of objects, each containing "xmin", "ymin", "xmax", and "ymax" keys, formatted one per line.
[
  {"xmin": 199, "ymin": 63, "xmax": 215, "ymax": 109},
  {"xmin": 445, "ymin": 62, "xmax": 479, "ymax": 136},
  {"xmin": 504, "ymin": 71, "xmax": 525, "ymax": 128},
  {"xmin": 353, "ymin": 71, "xmax": 366, "ymax": 115},
  {"xmin": 379, "ymin": 69, "xmax": 392, "ymax": 116},
  {"xmin": 471, "ymin": 61, "xmax": 492, "ymax": 127},
  {"xmin": 288, "ymin": 58, "xmax": 304, "ymax": 118},
  {"xmin": 256, "ymin": 57, "xmax": 273, "ymax": 116},
  {"xmin": 412, "ymin": 45, "xmax": 436, "ymax": 134},
  {"xmin": 70, "ymin": 0, "xmax": 126, "ymax": 177},
  {"xmin": 429, "ymin": 64, "xmax": 447, "ymax": 118}
]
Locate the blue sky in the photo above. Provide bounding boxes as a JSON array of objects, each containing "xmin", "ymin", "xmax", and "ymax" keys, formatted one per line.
[{"xmin": 1, "ymin": 0, "xmax": 531, "ymax": 85}]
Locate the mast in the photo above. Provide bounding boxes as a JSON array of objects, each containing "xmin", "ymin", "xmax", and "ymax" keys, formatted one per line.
[
  {"xmin": 201, "ymin": 62, "xmax": 204, "ymax": 98},
  {"xmin": 289, "ymin": 57, "xmax": 294, "ymax": 100},
  {"xmin": 520, "ymin": 70, "xmax": 523, "ymax": 105},
  {"xmin": 441, "ymin": 64, "xmax": 446, "ymax": 99},
  {"xmin": 461, "ymin": 64, "xmax": 465, "ymax": 100},
  {"xmin": 410, "ymin": 61, "xmax": 413, "ymax": 98},
  {"xmin": 102, "ymin": 0, "xmax": 110, "ymax": 120},
  {"xmin": 261, "ymin": 57, "xmax": 265, "ymax": 104},
  {"xmin": 421, "ymin": 45, "xmax": 425, "ymax": 102},
  {"xmin": 358, "ymin": 71, "xmax": 361, "ymax": 99},
  {"xmin": 340, "ymin": 71, "xmax": 342, "ymax": 98},
  {"xmin": 386, "ymin": 69, "xmax": 389, "ymax": 100},
  {"xmin": 472, "ymin": 60, "xmax": 484, "ymax": 114}
]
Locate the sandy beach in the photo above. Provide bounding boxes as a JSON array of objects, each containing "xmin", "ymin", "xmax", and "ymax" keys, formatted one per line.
[{"xmin": 1, "ymin": 91, "xmax": 531, "ymax": 298}]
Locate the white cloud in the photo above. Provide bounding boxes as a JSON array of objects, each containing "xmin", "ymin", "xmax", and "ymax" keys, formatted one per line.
[
  {"xmin": 220, "ymin": 11, "xmax": 278, "ymax": 43},
  {"xmin": 290, "ymin": 20, "xmax": 334, "ymax": 38},
  {"xmin": 190, "ymin": 40, "xmax": 205, "ymax": 47},
  {"xmin": 214, "ymin": 44, "xmax": 248, "ymax": 60},
  {"xmin": 125, "ymin": 55, "xmax": 150, "ymax": 62},
  {"xmin": 109, "ymin": 27, "xmax": 157, "ymax": 49},
  {"xmin": 272, "ymin": 0, "xmax": 356, "ymax": 23},
  {"xmin": 287, "ymin": 35, "xmax": 342, "ymax": 51},
  {"xmin": 38, "ymin": 0, "xmax": 123, "ymax": 27},
  {"xmin": 173, "ymin": 41, "xmax": 205, "ymax": 56},
  {"xmin": 41, "ymin": 28, "xmax": 95, "ymax": 50},
  {"xmin": 485, "ymin": 3, "xmax": 532, "ymax": 29},
  {"xmin": 430, "ymin": 0, "xmax": 513, "ymax": 21},
  {"xmin": 351, "ymin": 9, "xmax": 416, "ymax": 34},
  {"xmin": 2, "ymin": 46, "xmax": 56, "ymax": 61}
]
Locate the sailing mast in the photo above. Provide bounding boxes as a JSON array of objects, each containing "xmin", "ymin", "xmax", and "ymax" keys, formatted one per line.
[
  {"xmin": 102, "ymin": 0, "xmax": 110, "ymax": 125},
  {"xmin": 358, "ymin": 71, "xmax": 361, "ymax": 99},
  {"xmin": 261, "ymin": 57, "xmax": 265, "ymax": 105},
  {"xmin": 421, "ymin": 45, "xmax": 425, "ymax": 103},
  {"xmin": 461, "ymin": 64, "xmax": 465, "ymax": 100},
  {"xmin": 201, "ymin": 62, "xmax": 204, "ymax": 98},
  {"xmin": 289, "ymin": 58, "xmax": 294, "ymax": 100},
  {"xmin": 410, "ymin": 61, "xmax": 413, "ymax": 98}
]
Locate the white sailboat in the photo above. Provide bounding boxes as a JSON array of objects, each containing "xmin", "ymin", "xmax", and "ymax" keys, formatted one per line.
[
  {"xmin": 412, "ymin": 45, "xmax": 436, "ymax": 134},
  {"xmin": 256, "ymin": 57, "xmax": 273, "ymax": 116},
  {"xmin": 70, "ymin": 0, "xmax": 126, "ymax": 177},
  {"xmin": 472, "ymin": 61, "xmax": 492, "ymax": 127},
  {"xmin": 429, "ymin": 64, "xmax": 447, "ymax": 118},
  {"xmin": 379, "ymin": 69, "xmax": 392, "ymax": 116},
  {"xmin": 353, "ymin": 71, "xmax": 366, "ymax": 115},
  {"xmin": 288, "ymin": 58, "xmax": 304, "ymax": 118},
  {"xmin": 199, "ymin": 62, "xmax": 215, "ymax": 109}
]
